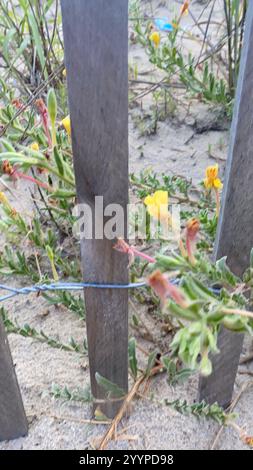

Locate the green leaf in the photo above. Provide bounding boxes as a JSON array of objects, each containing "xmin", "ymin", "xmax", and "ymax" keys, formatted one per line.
[
  {"xmin": 145, "ymin": 351, "xmax": 157, "ymax": 377},
  {"xmin": 50, "ymin": 189, "xmax": 76, "ymax": 199},
  {"xmin": 10, "ymin": 37, "xmax": 30, "ymax": 68},
  {"xmin": 95, "ymin": 373, "xmax": 126, "ymax": 398},
  {"xmin": 53, "ymin": 147, "xmax": 64, "ymax": 176},
  {"xmin": 216, "ymin": 257, "xmax": 240, "ymax": 286},
  {"xmin": 27, "ymin": 11, "xmax": 46, "ymax": 72},
  {"xmin": 128, "ymin": 337, "xmax": 138, "ymax": 379},
  {"xmin": 184, "ymin": 276, "xmax": 217, "ymax": 301},
  {"xmin": 47, "ymin": 88, "xmax": 57, "ymax": 124},
  {"xmin": 0, "ymin": 138, "xmax": 16, "ymax": 152},
  {"xmin": 3, "ymin": 28, "xmax": 16, "ymax": 62},
  {"xmin": 250, "ymin": 248, "xmax": 253, "ymax": 269},
  {"xmin": 199, "ymin": 354, "xmax": 212, "ymax": 376}
]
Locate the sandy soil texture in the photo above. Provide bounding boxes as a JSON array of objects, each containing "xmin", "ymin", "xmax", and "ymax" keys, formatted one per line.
[{"xmin": 1, "ymin": 0, "xmax": 253, "ymax": 450}]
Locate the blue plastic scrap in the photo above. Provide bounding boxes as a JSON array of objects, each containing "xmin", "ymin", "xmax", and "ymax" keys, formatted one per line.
[{"xmin": 154, "ymin": 17, "xmax": 174, "ymax": 32}]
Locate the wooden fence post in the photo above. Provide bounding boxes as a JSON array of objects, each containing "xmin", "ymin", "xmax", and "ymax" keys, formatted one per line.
[
  {"xmin": 61, "ymin": 0, "xmax": 129, "ymax": 418},
  {"xmin": 0, "ymin": 317, "xmax": 28, "ymax": 441},
  {"xmin": 199, "ymin": 2, "xmax": 253, "ymax": 408}
]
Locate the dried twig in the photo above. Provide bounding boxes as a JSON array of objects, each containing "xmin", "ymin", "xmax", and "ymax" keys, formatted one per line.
[
  {"xmin": 210, "ymin": 379, "xmax": 253, "ymax": 450},
  {"xmin": 98, "ymin": 364, "xmax": 163, "ymax": 450}
]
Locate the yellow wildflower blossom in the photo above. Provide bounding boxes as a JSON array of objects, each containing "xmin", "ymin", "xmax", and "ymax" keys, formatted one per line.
[
  {"xmin": 63, "ymin": 68, "xmax": 67, "ymax": 78},
  {"xmin": 204, "ymin": 164, "xmax": 223, "ymax": 190},
  {"xmin": 149, "ymin": 31, "xmax": 160, "ymax": 48},
  {"xmin": 144, "ymin": 190, "xmax": 169, "ymax": 221},
  {"xmin": 30, "ymin": 142, "xmax": 39, "ymax": 151},
  {"xmin": 0, "ymin": 191, "xmax": 15, "ymax": 215},
  {"xmin": 0, "ymin": 191, "xmax": 10, "ymax": 207},
  {"xmin": 61, "ymin": 115, "xmax": 71, "ymax": 137}
]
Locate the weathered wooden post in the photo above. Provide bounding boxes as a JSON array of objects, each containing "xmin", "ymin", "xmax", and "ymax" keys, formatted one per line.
[
  {"xmin": 0, "ymin": 317, "xmax": 28, "ymax": 440},
  {"xmin": 61, "ymin": 0, "xmax": 129, "ymax": 418},
  {"xmin": 199, "ymin": 2, "xmax": 253, "ymax": 407}
]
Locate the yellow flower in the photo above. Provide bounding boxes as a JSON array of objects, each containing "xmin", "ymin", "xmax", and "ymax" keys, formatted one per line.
[
  {"xmin": 149, "ymin": 31, "xmax": 160, "ymax": 48},
  {"xmin": 61, "ymin": 115, "xmax": 71, "ymax": 137},
  {"xmin": 204, "ymin": 164, "xmax": 223, "ymax": 190},
  {"xmin": 63, "ymin": 68, "xmax": 67, "ymax": 78},
  {"xmin": 30, "ymin": 142, "xmax": 39, "ymax": 151},
  {"xmin": 144, "ymin": 190, "xmax": 169, "ymax": 221},
  {"xmin": 0, "ymin": 191, "xmax": 13, "ymax": 212},
  {"xmin": 0, "ymin": 191, "xmax": 9, "ymax": 207}
]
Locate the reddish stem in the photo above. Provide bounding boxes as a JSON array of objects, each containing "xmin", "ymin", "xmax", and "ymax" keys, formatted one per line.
[
  {"xmin": 132, "ymin": 247, "xmax": 155, "ymax": 264},
  {"xmin": 214, "ymin": 188, "xmax": 220, "ymax": 217},
  {"xmin": 15, "ymin": 171, "xmax": 52, "ymax": 192}
]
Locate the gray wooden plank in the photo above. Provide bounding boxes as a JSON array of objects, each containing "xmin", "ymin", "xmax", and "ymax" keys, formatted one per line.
[
  {"xmin": 61, "ymin": 0, "xmax": 129, "ymax": 418},
  {"xmin": 199, "ymin": 2, "xmax": 253, "ymax": 408},
  {"xmin": 0, "ymin": 316, "xmax": 28, "ymax": 441}
]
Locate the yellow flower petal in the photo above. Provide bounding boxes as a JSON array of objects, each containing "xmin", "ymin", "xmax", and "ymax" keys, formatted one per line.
[
  {"xmin": 204, "ymin": 164, "xmax": 222, "ymax": 189},
  {"xmin": 30, "ymin": 142, "xmax": 39, "ymax": 151},
  {"xmin": 205, "ymin": 164, "xmax": 218, "ymax": 180},
  {"xmin": 0, "ymin": 191, "xmax": 12, "ymax": 210},
  {"xmin": 204, "ymin": 178, "xmax": 212, "ymax": 189},
  {"xmin": 144, "ymin": 190, "xmax": 169, "ymax": 221},
  {"xmin": 213, "ymin": 178, "xmax": 223, "ymax": 189},
  {"xmin": 149, "ymin": 31, "xmax": 160, "ymax": 48},
  {"xmin": 61, "ymin": 115, "xmax": 71, "ymax": 136},
  {"xmin": 153, "ymin": 190, "xmax": 168, "ymax": 206},
  {"xmin": 144, "ymin": 194, "xmax": 154, "ymax": 206}
]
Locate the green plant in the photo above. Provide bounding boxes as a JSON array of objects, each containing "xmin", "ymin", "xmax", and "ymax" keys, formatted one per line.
[
  {"xmin": 0, "ymin": 0, "xmax": 64, "ymax": 91},
  {"xmin": 223, "ymin": 0, "xmax": 248, "ymax": 96},
  {"xmin": 164, "ymin": 398, "xmax": 233, "ymax": 425},
  {"xmin": 132, "ymin": 1, "xmax": 248, "ymax": 113},
  {"xmin": 147, "ymin": 247, "xmax": 253, "ymax": 376},
  {"xmin": 162, "ymin": 356, "xmax": 193, "ymax": 386},
  {"xmin": 1, "ymin": 307, "xmax": 87, "ymax": 354},
  {"xmin": 50, "ymin": 383, "xmax": 93, "ymax": 403},
  {"xmin": 43, "ymin": 291, "xmax": 85, "ymax": 319}
]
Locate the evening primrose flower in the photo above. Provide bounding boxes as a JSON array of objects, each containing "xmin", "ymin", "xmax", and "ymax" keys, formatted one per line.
[
  {"xmin": 204, "ymin": 164, "xmax": 223, "ymax": 216},
  {"xmin": 149, "ymin": 31, "xmax": 160, "ymax": 48},
  {"xmin": 148, "ymin": 270, "xmax": 188, "ymax": 308},
  {"xmin": 204, "ymin": 164, "xmax": 223, "ymax": 190},
  {"xmin": 144, "ymin": 190, "xmax": 169, "ymax": 222},
  {"xmin": 61, "ymin": 115, "xmax": 71, "ymax": 137},
  {"xmin": 0, "ymin": 191, "xmax": 11, "ymax": 208},
  {"xmin": 0, "ymin": 191, "xmax": 17, "ymax": 217},
  {"xmin": 179, "ymin": 218, "xmax": 200, "ymax": 265},
  {"xmin": 30, "ymin": 142, "xmax": 39, "ymax": 151},
  {"xmin": 185, "ymin": 218, "xmax": 200, "ymax": 265}
]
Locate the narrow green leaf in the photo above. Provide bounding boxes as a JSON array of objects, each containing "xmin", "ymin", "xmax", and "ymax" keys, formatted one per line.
[
  {"xmin": 95, "ymin": 373, "xmax": 126, "ymax": 398},
  {"xmin": 128, "ymin": 337, "xmax": 138, "ymax": 379}
]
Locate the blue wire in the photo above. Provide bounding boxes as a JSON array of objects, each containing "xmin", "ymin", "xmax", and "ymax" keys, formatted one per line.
[
  {"xmin": 0, "ymin": 280, "xmax": 221, "ymax": 303},
  {"xmin": 0, "ymin": 281, "xmax": 147, "ymax": 302}
]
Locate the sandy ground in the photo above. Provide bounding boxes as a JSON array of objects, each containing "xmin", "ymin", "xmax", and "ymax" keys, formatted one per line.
[{"xmin": 1, "ymin": 0, "xmax": 253, "ymax": 450}]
